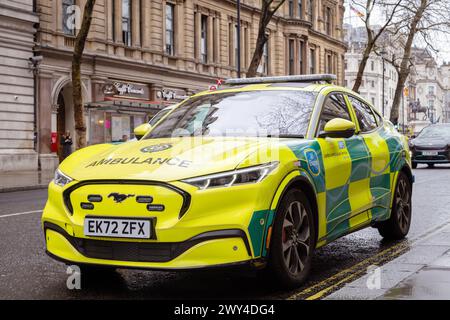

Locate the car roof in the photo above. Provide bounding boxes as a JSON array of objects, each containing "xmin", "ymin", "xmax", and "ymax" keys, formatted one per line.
[{"xmin": 192, "ymin": 82, "xmax": 363, "ymax": 99}]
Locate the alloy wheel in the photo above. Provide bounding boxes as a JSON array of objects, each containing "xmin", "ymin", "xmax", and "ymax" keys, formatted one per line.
[
  {"xmin": 396, "ymin": 177, "xmax": 411, "ymax": 233},
  {"xmin": 281, "ymin": 201, "xmax": 311, "ymax": 275}
]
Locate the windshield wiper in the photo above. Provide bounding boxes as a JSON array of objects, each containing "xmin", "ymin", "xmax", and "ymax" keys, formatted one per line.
[{"xmin": 265, "ymin": 134, "xmax": 305, "ymax": 139}]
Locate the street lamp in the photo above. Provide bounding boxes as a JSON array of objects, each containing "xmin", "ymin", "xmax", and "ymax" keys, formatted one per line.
[{"xmin": 380, "ymin": 50, "xmax": 387, "ymax": 117}]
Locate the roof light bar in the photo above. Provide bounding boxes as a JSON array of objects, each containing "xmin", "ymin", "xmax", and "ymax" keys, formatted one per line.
[{"xmin": 225, "ymin": 74, "xmax": 337, "ymax": 85}]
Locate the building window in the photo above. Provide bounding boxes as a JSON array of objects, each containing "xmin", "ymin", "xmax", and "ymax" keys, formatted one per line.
[
  {"xmin": 308, "ymin": 0, "xmax": 314, "ymax": 22},
  {"xmin": 371, "ymin": 60, "xmax": 375, "ymax": 71},
  {"xmin": 289, "ymin": 39, "xmax": 295, "ymax": 75},
  {"xmin": 288, "ymin": 0, "xmax": 294, "ymax": 18},
  {"xmin": 344, "ymin": 60, "xmax": 348, "ymax": 70},
  {"xmin": 326, "ymin": 54, "xmax": 332, "ymax": 73},
  {"xmin": 299, "ymin": 41, "xmax": 304, "ymax": 73},
  {"xmin": 428, "ymin": 85, "xmax": 435, "ymax": 95},
  {"xmin": 165, "ymin": 3, "xmax": 175, "ymax": 55},
  {"xmin": 371, "ymin": 97, "xmax": 375, "ymax": 105},
  {"xmin": 201, "ymin": 15, "xmax": 208, "ymax": 63},
  {"xmin": 371, "ymin": 80, "xmax": 375, "ymax": 88},
  {"xmin": 63, "ymin": 0, "xmax": 76, "ymax": 36},
  {"xmin": 298, "ymin": 0, "xmax": 302, "ymax": 18},
  {"xmin": 325, "ymin": 7, "xmax": 332, "ymax": 35},
  {"xmin": 122, "ymin": 0, "xmax": 131, "ymax": 46},
  {"xmin": 309, "ymin": 48, "xmax": 316, "ymax": 74}
]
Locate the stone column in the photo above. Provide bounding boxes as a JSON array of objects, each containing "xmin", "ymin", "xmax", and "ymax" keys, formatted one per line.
[
  {"xmin": 213, "ymin": 15, "xmax": 220, "ymax": 64},
  {"xmin": 132, "ymin": 0, "xmax": 141, "ymax": 47},
  {"xmin": 114, "ymin": 0, "xmax": 123, "ymax": 44},
  {"xmin": 106, "ymin": 0, "xmax": 113, "ymax": 42},
  {"xmin": 194, "ymin": 9, "xmax": 201, "ymax": 60},
  {"xmin": 141, "ymin": 0, "xmax": 151, "ymax": 49},
  {"xmin": 38, "ymin": 73, "xmax": 59, "ymax": 170}
]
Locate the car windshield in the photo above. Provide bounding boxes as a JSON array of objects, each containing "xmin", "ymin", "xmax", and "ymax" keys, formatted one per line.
[
  {"xmin": 144, "ymin": 90, "xmax": 316, "ymax": 139},
  {"xmin": 418, "ymin": 126, "xmax": 450, "ymax": 139},
  {"xmin": 148, "ymin": 108, "xmax": 172, "ymax": 126}
]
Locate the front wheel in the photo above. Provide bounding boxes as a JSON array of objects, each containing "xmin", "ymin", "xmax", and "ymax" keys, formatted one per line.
[
  {"xmin": 377, "ymin": 171, "xmax": 412, "ymax": 240},
  {"xmin": 266, "ymin": 189, "xmax": 315, "ymax": 288}
]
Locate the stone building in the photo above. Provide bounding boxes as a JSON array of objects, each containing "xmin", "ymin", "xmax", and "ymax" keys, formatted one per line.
[
  {"xmin": 0, "ymin": 0, "xmax": 39, "ymax": 171},
  {"xmin": 409, "ymin": 48, "xmax": 450, "ymax": 133},
  {"xmin": 33, "ymin": 0, "xmax": 347, "ymax": 171}
]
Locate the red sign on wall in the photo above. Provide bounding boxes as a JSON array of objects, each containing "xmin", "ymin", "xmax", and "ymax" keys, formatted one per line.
[{"xmin": 51, "ymin": 132, "xmax": 57, "ymax": 153}]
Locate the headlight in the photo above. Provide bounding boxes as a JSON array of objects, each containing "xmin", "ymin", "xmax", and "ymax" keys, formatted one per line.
[
  {"xmin": 182, "ymin": 162, "xmax": 279, "ymax": 190},
  {"xmin": 54, "ymin": 169, "xmax": 73, "ymax": 187}
]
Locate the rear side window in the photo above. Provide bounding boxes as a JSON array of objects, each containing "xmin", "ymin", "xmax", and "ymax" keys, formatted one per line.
[
  {"xmin": 348, "ymin": 96, "xmax": 378, "ymax": 132},
  {"xmin": 317, "ymin": 93, "xmax": 351, "ymax": 133}
]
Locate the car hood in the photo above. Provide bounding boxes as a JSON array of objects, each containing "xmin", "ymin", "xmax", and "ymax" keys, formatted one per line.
[
  {"xmin": 59, "ymin": 137, "xmax": 283, "ymax": 182},
  {"xmin": 412, "ymin": 137, "xmax": 450, "ymax": 149}
]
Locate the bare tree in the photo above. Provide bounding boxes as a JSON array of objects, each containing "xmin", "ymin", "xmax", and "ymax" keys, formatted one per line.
[
  {"xmin": 389, "ymin": 0, "xmax": 450, "ymax": 124},
  {"xmin": 351, "ymin": 0, "xmax": 402, "ymax": 93},
  {"xmin": 247, "ymin": 0, "xmax": 286, "ymax": 77},
  {"xmin": 72, "ymin": 0, "xmax": 96, "ymax": 149}
]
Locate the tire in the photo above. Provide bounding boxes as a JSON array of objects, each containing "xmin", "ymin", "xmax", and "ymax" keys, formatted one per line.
[
  {"xmin": 266, "ymin": 189, "xmax": 315, "ymax": 288},
  {"xmin": 412, "ymin": 162, "xmax": 417, "ymax": 169},
  {"xmin": 428, "ymin": 163, "xmax": 435, "ymax": 168},
  {"xmin": 377, "ymin": 171, "xmax": 412, "ymax": 240}
]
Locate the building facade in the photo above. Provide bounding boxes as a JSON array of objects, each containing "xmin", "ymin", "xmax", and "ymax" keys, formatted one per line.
[
  {"xmin": 409, "ymin": 48, "xmax": 450, "ymax": 133},
  {"xmin": 31, "ymin": 0, "xmax": 346, "ymax": 172},
  {"xmin": 0, "ymin": 0, "xmax": 39, "ymax": 171}
]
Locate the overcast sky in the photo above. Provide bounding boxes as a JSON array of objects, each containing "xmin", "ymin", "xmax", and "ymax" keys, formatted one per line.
[{"xmin": 343, "ymin": 0, "xmax": 450, "ymax": 64}]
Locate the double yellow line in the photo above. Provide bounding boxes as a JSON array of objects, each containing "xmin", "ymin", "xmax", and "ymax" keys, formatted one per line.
[{"xmin": 287, "ymin": 240, "xmax": 410, "ymax": 300}]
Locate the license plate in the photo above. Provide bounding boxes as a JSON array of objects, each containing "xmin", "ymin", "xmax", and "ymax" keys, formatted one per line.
[
  {"xmin": 422, "ymin": 151, "xmax": 438, "ymax": 156},
  {"xmin": 84, "ymin": 217, "xmax": 152, "ymax": 239}
]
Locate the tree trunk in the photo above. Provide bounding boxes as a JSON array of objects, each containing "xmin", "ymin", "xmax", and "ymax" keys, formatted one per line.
[
  {"xmin": 390, "ymin": 0, "xmax": 427, "ymax": 124},
  {"xmin": 247, "ymin": 0, "xmax": 285, "ymax": 77},
  {"xmin": 352, "ymin": 44, "xmax": 373, "ymax": 92},
  {"xmin": 72, "ymin": 0, "xmax": 96, "ymax": 149},
  {"xmin": 247, "ymin": 24, "xmax": 269, "ymax": 77}
]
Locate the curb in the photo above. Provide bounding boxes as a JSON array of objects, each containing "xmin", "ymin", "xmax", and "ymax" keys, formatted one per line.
[{"xmin": 0, "ymin": 184, "xmax": 48, "ymax": 193}]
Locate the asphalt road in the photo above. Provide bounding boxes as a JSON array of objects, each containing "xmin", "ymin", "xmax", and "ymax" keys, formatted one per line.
[{"xmin": 1, "ymin": 164, "xmax": 450, "ymax": 300}]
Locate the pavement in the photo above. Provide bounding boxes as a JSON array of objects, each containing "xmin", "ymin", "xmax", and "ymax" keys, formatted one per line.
[
  {"xmin": 0, "ymin": 170, "xmax": 53, "ymax": 193},
  {"xmin": 0, "ymin": 164, "xmax": 450, "ymax": 299},
  {"xmin": 326, "ymin": 222, "xmax": 450, "ymax": 300}
]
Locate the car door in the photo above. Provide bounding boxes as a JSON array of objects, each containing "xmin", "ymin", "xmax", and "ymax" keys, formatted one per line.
[
  {"xmin": 346, "ymin": 95, "xmax": 391, "ymax": 223},
  {"xmin": 315, "ymin": 92, "xmax": 357, "ymax": 241}
]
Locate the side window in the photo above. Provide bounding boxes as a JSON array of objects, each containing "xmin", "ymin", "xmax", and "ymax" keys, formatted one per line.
[
  {"xmin": 317, "ymin": 93, "xmax": 352, "ymax": 134},
  {"xmin": 348, "ymin": 96, "xmax": 378, "ymax": 132}
]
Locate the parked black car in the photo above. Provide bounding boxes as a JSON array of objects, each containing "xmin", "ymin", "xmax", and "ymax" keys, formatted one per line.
[{"xmin": 410, "ymin": 124, "xmax": 450, "ymax": 168}]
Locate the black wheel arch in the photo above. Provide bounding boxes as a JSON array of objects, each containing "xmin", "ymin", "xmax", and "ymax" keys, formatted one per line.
[
  {"xmin": 400, "ymin": 164, "xmax": 414, "ymax": 187},
  {"xmin": 272, "ymin": 175, "xmax": 319, "ymax": 246}
]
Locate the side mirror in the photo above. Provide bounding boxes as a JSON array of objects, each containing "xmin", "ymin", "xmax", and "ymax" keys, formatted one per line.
[
  {"xmin": 319, "ymin": 118, "xmax": 356, "ymax": 139},
  {"xmin": 133, "ymin": 123, "xmax": 152, "ymax": 140}
]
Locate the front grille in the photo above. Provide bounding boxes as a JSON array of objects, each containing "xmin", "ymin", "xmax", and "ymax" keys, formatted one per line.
[{"xmin": 76, "ymin": 238, "xmax": 176, "ymax": 262}]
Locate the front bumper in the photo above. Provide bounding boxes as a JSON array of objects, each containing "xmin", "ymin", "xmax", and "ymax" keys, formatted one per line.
[
  {"xmin": 44, "ymin": 222, "xmax": 253, "ymax": 269},
  {"xmin": 42, "ymin": 178, "xmax": 277, "ymax": 269},
  {"xmin": 412, "ymin": 149, "xmax": 450, "ymax": 164}
]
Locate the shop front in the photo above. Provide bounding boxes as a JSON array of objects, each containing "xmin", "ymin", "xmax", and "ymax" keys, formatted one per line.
[{"xmin": 86, "ymin": 80, "xmax": 187, "ymax": 144}]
